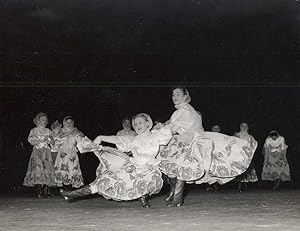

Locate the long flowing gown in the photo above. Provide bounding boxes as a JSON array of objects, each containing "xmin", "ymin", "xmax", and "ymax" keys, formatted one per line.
[
  {"xmin": 157, "ymin": 103, "xmax": 257, "ymax": 185},
  {"xmin": 261, "ymin": 136, "xmax": 290, "ymax": 181},
  {"xmin": 23, "ymin": 127, "xmax": 55, "ymax": 187},
  {"xmin": 54, "ymin": 128, "xmax": 84, "ymax": 188}
]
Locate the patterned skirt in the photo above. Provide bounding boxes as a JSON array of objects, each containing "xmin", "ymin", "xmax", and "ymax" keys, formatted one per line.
[
  {"xmin": 91, "ymin": 148, "xmax": 163, "ymax": 201},
  {"xmin": 23, "ymin": 147, "xmax": 55, "ymax": 187},
  {"xmin": 54, "ymin": 150, "xmax": 84, "ymax": 188},
  {"xmin": 157, "ymin": 132, "xmax": 257, "ymax": 184},
  {"xmin": 262, "ymin": 150, "xmax": 290, "ymax": 181}
]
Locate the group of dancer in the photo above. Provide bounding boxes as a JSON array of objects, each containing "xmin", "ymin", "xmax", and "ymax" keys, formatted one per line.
[
  {"xmin": 208, "ymin": 123, "xmax": 290, "ymax": 192},
  {"xmin": 23, "ymin": 115, "xmax": 85, "ymax": 198},
  {"xmin": 23, "ymin": 87, "xmax": 289, "ymax": 208}
]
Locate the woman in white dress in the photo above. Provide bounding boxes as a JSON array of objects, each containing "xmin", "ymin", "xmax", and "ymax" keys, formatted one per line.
[
  {"xmin": 157, "ymin": 87, "xmax": 257, "ymax": 207},
  {"xmin": 60, "ymin": 113, "xmax": 172, "ymax": 208}
]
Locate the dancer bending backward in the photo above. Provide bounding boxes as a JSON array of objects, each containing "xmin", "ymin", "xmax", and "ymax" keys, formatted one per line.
[
  {"xmin": 156, "ymin": 87, "xmax": 257, "ymax": 207},
  {"xmin": 60, "ymin": 113, "xmax": 172, "ymax": 208}
]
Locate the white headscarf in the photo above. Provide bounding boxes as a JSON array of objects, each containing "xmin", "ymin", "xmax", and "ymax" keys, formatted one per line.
[
  {"xmin": 132, "ymin": 113, "xmax": 153, "ymax": 134},
  {"xmin": 33, "ymin": 112, "xmax": 48, "ymax": 126}
]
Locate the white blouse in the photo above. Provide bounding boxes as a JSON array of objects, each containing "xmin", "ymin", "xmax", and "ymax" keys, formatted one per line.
[
  {"xmin": 264, "ymin": 136, "xmax": 288, "ymax": 152},
  {"xmin": 28, "ymin": 127, "xmax": 51, "ymax": 149},
  {"xmin": 117, "ymin": 128, "xmax": 172, "ymax": 166}
]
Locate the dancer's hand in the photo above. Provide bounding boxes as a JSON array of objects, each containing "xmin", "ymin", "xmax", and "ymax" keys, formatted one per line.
[
  {"xmin": 124, "ymin": 164, "xmax": 136, "ymax": 173},
  {"xmin": 42, "ymin": 136, "xmax": 50, "ymax": 142},
  {"xmin": 93, "ymin": 136, "xmax": 103, "ymax": 146},
  {"xmin": 153, "ymin": 122, "xmax": 164, "ymax": 130},
  {"xmin": 48, "ymin": 136, "xmax": 55, "ymax": 145}
]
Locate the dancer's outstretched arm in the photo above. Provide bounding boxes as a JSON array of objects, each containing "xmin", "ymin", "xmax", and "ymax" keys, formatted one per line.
[{"xmin": 94, "ymin": 135, "xmax": 122, "ymax": 146}]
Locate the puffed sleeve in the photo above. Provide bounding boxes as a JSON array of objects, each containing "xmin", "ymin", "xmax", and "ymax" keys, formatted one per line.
[
  {"xmin": 281, "ymin": 137, "xmax": 288, "ymax": 150},
  {"xmin": 168, "ymin": 108, "xmax": 192, "ymax": 135},
  {"xmin": 28, "ymin": 128, "xmax": 41, "ymax": 145}
]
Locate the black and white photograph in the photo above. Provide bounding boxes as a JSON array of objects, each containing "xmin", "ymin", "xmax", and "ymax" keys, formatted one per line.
[{"xmin": 0, "ymin": 0, "xmax": 299, "ymax": 230}]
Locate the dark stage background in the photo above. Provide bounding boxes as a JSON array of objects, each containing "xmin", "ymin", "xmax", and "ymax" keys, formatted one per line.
[{"xmin": 0, "ymin": 0, "xmax": 299, "ymax": 190}]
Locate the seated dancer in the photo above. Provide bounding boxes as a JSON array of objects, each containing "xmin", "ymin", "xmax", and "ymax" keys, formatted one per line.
[
  {"xmin": 156, "ymin": 87, "xmax": 257, "ymax": 207},
  {"xmin": 60, "ymin": 113, "xmax": 172, "ymax": 208}
]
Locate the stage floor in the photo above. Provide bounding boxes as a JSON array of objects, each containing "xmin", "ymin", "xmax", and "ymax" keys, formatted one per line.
[{"xmin": 0, "ymin": 189, "xmax": 299, "ymax": 231}]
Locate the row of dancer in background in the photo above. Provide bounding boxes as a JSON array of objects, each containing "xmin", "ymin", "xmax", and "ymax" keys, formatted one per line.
[
  {"xmin": 60, "ymin": 87, "xmax": 256, "ymax": 208},
  {"xmin": 208, "ymin": 123, "xmax": 291, "ymax": 192},
  {"xmin": 22, "ymin": 113, "xmax": 138, "ymax": 199},
  {"xmin": 23, "ymin": 114, "xmax": 85, "ymax": 198}
]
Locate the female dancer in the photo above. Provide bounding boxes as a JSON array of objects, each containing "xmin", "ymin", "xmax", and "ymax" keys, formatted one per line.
[
  {"xmin": 60, "ymin": 113, "xmax": 172, "ymax": 208},
  {"xmin": 261, "ymin": 131, "xmax": 290, "ymax": 190},
  {"xmin": 157, "ymin": 87, "xmax": 257, "ymax": 207},
  {"xmin": 234, "ymin": 122, "xmax": 258, "ymax": 192},
  {"xmin": 54, "ymin": 116, "xmax": 84, "ymax": 189},
  {"xmin": 23, "ymin": 112, "xmax": 55, "ymax": 198}
]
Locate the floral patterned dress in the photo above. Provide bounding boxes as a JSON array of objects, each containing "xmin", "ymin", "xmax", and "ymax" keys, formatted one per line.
[
  {"xmin": 23, "ymin": 127, "xmax": 55, "ymax": 187},
  {"xmin": 86, "ymin": 128, "xmax": 172, "ymax": 201},
  {"xmin": 234, "ymin": 132, "xmax": 258, "ymax": 183},
  {"xmin": 54, "ymin": 128, "xmax": 84, "ymax": 188},
  {"xmin": 157, "ymin": 103, "xmax": 257, "ymax": 185},
  {"xmin": 262, "ymin": 136, "xmax": 290, "ymax": 181}
]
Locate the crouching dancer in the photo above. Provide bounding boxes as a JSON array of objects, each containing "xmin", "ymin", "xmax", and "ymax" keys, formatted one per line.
[{"xmin": 60, "ymin": 113, "xmax": 172, "ymax": 208}]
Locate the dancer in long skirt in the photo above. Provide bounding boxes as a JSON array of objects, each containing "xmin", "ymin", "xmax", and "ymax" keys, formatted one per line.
[
  {"xmin": 23, "ymin": 112, "xmax": 55, "ymax": 198},
  {"xmin": 234, "ymin": 122, "xmax": 258, "ymax": 192},
  {"xmin": 54, "ymin": 116, "xmax": 84, "ymax": 189},
  {"xmin": 60, "ymin": 113, "xmax": 172, "ymax": 208},
  {"xmin": 261, "ymin": 131, "xmax": 290, "ymax": 190},
  {"xmin": 157, "ymin": 87, "xmax": 257, "ymax": 207}
]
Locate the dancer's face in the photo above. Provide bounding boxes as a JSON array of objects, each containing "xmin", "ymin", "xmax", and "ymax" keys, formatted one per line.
[
  {"xmin": 64, "ymin": 119, "xmax": 74, "ymax": 129},
  {"xmin": 240, "ymin": 123, "xmax": 249, "ymax": 133},
  {"xmin": 133, "ymin": 116, "xmax": 149, "ymax": 134},
  {"xmin": 53, "ymin": 126, "xmax": 61, "ymax": 134},
  {"xmin": 172, "ymin": 88, "xmax": 187, "ymax": 106},
  {"xmin": 271, "ymin": 135, "xmax": 278, "ymax": 141},
  {"xmin": 122, "ymin": 119, "xmax": 131, "ymax": 130},
  {"xmin": 38, "ymin": 116, "xmax": 48, "ymax": 127},
  {"xmin": 212, "ymin": 125, "xmax": 221, "ymax": 133}
]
